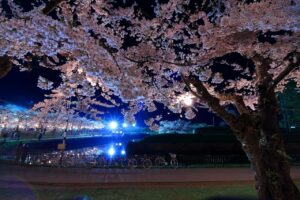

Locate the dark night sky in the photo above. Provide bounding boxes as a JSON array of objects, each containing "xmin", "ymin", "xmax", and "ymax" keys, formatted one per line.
[
  {"xmin": 0, "ymin": 67, "xmax": 60, "ymax": 108},
  {"xmin": 0, "ymin": 68, "xmax": 46, "ymax": 107}
]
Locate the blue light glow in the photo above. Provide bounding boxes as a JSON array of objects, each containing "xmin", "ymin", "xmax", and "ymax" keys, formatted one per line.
[
  {"xmin": 108, "ymin": 147, "xmax": 115, "ymax": 156},
  {"xmin": 0, "ymin": 104, "xmax": 27, "ymax": 112},
  {"xmin": 122, "ymin": 123, "xmax": 128, "ymax": 128},
  {"xmin": 109, "ymin": 121, "xmax": 118, "ymax": 130},
  {"xmin": 121, "ymin": 150, "xmax": 126, "ymax": 155}
]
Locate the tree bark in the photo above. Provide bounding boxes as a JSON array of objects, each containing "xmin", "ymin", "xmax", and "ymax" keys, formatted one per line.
[
  {"xmin": 42, "ymin": 0, "xmax": 65, "ymax": 15},
  {"xmin": 0, "ymin": 56, "xmax": 12, "ymax": 79},
  {"xmin": 233, "ymin": 90, "xmax": 300, "ymax": 200},
  {"xmin": 238, "ymin": 127, "xmax": 300, "ymax": 200},
  {"xmin": 183, "ymin": 61, "xmax": 300, "ymax": 199}
]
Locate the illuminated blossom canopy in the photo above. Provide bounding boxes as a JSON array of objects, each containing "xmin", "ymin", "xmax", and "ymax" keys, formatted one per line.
[
  {"xmin": 0, "ymin": 1, "xmax": 300, "ymax": 199},
  {"xmin": 0, "ymin": 0, "xmax": 299, "ymax": 124}
]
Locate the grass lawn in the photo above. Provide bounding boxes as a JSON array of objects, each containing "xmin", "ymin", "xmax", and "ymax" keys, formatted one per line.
[
  {"xmin": 1, "ymin": 185, "xmax": 256, "ymax": 200},
  {"xmin": 34, "ymin": 185, "xmax": 256, "ymax": 200},
  {"xmin": 0, "ymin": 182, "xmax": 278, "ymax": 200}
]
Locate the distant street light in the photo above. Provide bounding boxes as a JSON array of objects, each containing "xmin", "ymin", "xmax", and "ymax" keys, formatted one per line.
[
  {"xmin": 177, "ymin": 93, "xmax": 194, "ymax": 107},
  {"xmin": 108, "ymin": 146, "xmax": 115, "ymax": 156},
  {"xmin": 109, "ymin": 121, "xmax": 118, "ymax": 130},
  {"xmin": 121, "ymin": 150, "xmax": 126, "ymax": 155},
  {"xmin": 183, "ymin": 96, "xmax": 193, "ymax": 106},
  {"xmin": 122, "ymin": 123, "xmax": 128, "ymax": 128}
]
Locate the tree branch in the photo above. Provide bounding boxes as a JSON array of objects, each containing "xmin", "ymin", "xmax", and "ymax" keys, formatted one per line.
[
  {"xmin": 98, "ymin": 39, "xmax": 121, "ymax": 71},
  {"xmin": 252, "ymin": 54, "xmax": 272, "ymax": 84},
  {"xmin": 42, "ymin": 0, "xmax": 65, "ymax": 15},
  {"xmin": 270, "ymin": 51, "xmax": 300, "ymax": 90},
  {"xmin": 0, "ymin": 56, "xmax": 12, "ymax": 79},
  {"xmin": 123, "ymin": 54, "xmax": 196, "ymax": 67},
  {"xmin": 0, "ymin": 0, "xmax": 66, "ymax": 79},
  {"xmin": 182, "ymin": 75, "xmax": 238, "ymax": 128},
  {"xmin": 218, "ymin": 94, "xmax": 251, "ymax": 115}
]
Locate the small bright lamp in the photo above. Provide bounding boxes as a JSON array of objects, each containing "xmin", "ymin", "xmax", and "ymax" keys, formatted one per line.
[
  {"xmin": 122, "ymin": 123, "xmax": 128, "ymax": 128},
  {"xmin": 109, "ymin": 121, "xmax": 118, "ymax": 130},
  {"xmin": 183, "ymin": 96, "xmax": 193, "ymax": 106},
  {"xmin": 121, "ymin": 150, "xmax": 126, "ymax": 155},
  {"xmin": 108, "ymin": 147, "xmax": 115, "ymax": 156}
]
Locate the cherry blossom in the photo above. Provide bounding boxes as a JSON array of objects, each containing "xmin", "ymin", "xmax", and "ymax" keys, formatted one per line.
[{"xmin": 1, "ymin": 1, "xmax": 300, "ymax": 198}]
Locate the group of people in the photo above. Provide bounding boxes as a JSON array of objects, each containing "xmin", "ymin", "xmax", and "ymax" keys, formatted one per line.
[{"xmin": 15, "ymin": 142, "xmax": 29, "ymax": 164}]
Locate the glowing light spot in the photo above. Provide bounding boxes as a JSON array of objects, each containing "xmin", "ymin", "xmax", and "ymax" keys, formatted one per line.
[
  {"xmin": 108, "ymin": 147, "xmax": 115, "ymax": 156},
  {"xmin": 109, "ymin": 121, "xmax": 118, "ymax": 130},
  {"xmin": 177, "ymin": 93, "xmax": 194, "ymax": 107},
  {"xmin": 121, "ymin": 150, "xmax": 126, "ymax": 155},
  {"xmin": 183, "ymin": 96, "xmax": 193, "ymax": 106}
]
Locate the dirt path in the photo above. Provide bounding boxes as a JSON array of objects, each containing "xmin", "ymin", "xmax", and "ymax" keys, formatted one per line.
[{"xmin": 1, "ymin": 163, "xmax": 300, "ymax": 186}]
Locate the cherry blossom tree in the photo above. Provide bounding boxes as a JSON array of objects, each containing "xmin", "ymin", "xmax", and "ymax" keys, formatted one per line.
[{"xmin": 1, "ymin": 0, "xmax": 300, "ymax": 199}]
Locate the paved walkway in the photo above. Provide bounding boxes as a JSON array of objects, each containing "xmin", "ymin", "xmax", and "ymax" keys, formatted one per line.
[{"xmin": 1, "ymin": 163, "xmax": 300, "ymax": 185}]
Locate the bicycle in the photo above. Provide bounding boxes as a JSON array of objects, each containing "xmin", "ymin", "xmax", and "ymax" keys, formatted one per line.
[
  {"xmin": 61, "ymin": 153, "xmax": 75, "ymax": 168},
  {"xmin": 127, "ymin": 155, "xmax": 153, "ymax": 169},
  {"xmin": 139, "ymin": 155, "xmax": 152, "ymax": 169},
  {"xmin": 155, "ymin": 155, "xmax": 166, "ymax": 168},
  {"xmin": 85, "ymin": 154, "xmax": 97, "ymax": 168},
  {"xmin": 96, "ymin": 155, "xmax": 109, "ymax": 168},
  {"xmin": 32, "ymin": 153, "xmax": 49, "ymax": 166},
  {"xmin": 120, "ymin": 157, "xmax": 129, "ymax": 168},
  {"xmin": 169, "ymin": 153, "xmax": 178, "ymax": 168},
  {"xmin": 128, "ymin": 155, "xmax": 138, "ymax": 169}
]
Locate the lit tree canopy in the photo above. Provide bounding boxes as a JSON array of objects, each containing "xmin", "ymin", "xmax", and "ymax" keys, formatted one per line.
[
  {"xmin": 1, "ymin": 0, "xmax": 299, "ymax": 121},
  {"xmin": 1, "ymin": 0, "xmax": 300, "ymax": 199}
]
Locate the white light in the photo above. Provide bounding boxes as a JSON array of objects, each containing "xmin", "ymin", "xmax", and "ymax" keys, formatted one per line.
[
  {"xmin": 108, "ymin": 147, "xmax": 115, "ymax": 156},
  {"xmin": 132, "ymin": 123, "xmax": 136, "ymax": 127},
  {"xmin": 122, "ymin": 123, "xmax": 128, "ymax": 128},
  {"xmin": 183, "ymin": 96, "xmax": 193, "ymax": 106},
  {"xmin": 119, "ymin": 142, "xmax": 122, "ymax": 146},
  {"xmin": 121, "ymin": 150, "xmax": 126, "ymax": 155},
  {"xmin": 109, "ymin": 121, "xmax": 118, "ymax": 130},
  {"xmin": 177, "ymin": 93, "xmax": 194, "ymax": 107}
]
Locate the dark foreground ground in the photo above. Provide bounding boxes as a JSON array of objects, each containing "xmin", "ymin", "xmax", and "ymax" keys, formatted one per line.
[
  {"xmin": 0, "ymin": 163, "xmax": 300, "ymax": 200},
  {"xmin": 0, "ymin": 181, "xmax": 261, "ymax": 200},
  {"xmin": 1, "ymin": 163, "xmax": 300, "ymax": 184}
]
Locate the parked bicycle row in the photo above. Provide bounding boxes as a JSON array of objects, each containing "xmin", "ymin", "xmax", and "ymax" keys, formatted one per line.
[{"xmin": 24, "ymin": 152, "xmax": 179, "ymax": 169}]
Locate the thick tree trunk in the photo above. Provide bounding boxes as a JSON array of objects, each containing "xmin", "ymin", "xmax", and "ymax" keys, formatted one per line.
[
  {"xmin": 233, "ymin": 93, "xmax": 300, "ymax": 199},
  {"xmin": 239, "ymin": 128, "xmax": 300, "ymax": 200},
  {"xmin": 252, "ymin": 150, "xmax": 299, "ymax": 200},
  {"xmin": 184, "ymin": 62, "xmax": 300, "ymax": 199}
]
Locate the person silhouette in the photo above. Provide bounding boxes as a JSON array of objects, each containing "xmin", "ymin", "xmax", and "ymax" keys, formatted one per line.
[{"xmin": 15, "ymin": 141, "xmax": 23, "ymax": 164}]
